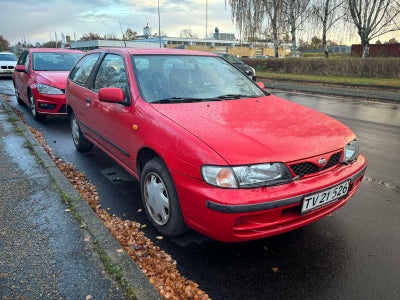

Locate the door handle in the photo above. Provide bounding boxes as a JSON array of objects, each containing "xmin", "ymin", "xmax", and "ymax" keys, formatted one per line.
[{"xmin": 85, "ymin": 98, "xmax": 91, "ymax": 104}]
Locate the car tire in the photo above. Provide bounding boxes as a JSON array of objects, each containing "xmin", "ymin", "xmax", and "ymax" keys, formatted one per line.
[
  {"xmin": 13, "ymin": 84, "xmax": 24, "ymax": 105},
  {"xmin": 70, "ymin": 111, "xmax": 93, "ymax": 152},
  {"xmin": 141, "ymin": 157, "xmax": 188, "ymax": 238},
  {"xmin": 28, "ymin": 91, "xmax": 46, "ymax": 121}
]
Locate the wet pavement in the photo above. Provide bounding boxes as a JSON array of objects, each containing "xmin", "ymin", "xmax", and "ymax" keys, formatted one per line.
[{"xmin": 0, "ymin": 95, "xmax": 161, "ymax": 299}]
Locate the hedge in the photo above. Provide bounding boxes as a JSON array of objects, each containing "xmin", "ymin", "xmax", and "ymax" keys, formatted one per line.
[{"xmin": 243, "ymin": 57, "xmax": 400, "ymax": 79}]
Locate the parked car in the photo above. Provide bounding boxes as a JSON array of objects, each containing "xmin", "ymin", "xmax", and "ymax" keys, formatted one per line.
[
  {"xmin": 66, "ymin": 48, "xmax": 367, "ymax": 242},
  {"xmin": 0, "ymin": 51, "xmax": 18, "ymax": 78},
  {"xmin": 13, "ymin": 48, "xmax": 83, "ymax": 121},
  {"xmin": 217, "ymin": 53, "xmax": 256, "ymax": 80}
]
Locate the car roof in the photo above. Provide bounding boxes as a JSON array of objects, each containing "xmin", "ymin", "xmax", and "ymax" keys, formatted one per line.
[
  {"xmin": 27, "ymin": 48, "xmax": 83, "ymax": 53},
  {"xmin": 88, "ymin": 47, "xmax": 219, "ymax": 57}
]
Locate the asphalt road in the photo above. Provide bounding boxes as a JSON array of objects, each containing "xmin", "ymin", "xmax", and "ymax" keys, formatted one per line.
[{"xmin": 1, "ymin": 78, "xmax": 399, "ymax": 299}]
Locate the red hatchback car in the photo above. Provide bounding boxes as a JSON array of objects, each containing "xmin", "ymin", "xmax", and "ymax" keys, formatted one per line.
[
  {"xmin": 13, "ymin": 48, "xmax": 83, "ymax": 121},
  {"xmin": 66, "ymin": 48, "xmax": 367, "ymax": 242}
]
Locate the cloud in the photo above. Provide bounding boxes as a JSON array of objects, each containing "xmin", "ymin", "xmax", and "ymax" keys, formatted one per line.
[{"xmin": 0, "ymin": 0, "xmax": 236, "ymax": 44}]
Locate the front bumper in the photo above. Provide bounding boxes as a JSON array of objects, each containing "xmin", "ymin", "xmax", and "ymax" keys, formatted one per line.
[
  {"xmin": 33, "ymin": 90, "xmax": 67, "ymax": 116},
  {"xmin": 173, "ymin": 155, "xmax": 367, "ymax": 242}
]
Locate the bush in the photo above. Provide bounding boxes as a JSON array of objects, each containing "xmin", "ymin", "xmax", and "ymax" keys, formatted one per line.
[{"xmin": 243, "ymin": 57, "xmax": 400, "ymax": 79}]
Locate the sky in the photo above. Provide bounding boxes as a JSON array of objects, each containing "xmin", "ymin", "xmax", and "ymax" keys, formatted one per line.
[{"xmin": 1, "ymin": 0, "xmax": 237, "ymax": 45}]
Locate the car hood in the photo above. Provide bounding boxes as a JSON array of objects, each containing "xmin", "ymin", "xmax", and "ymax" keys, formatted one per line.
[
  {"xmin": 0, "ymin": 61, "xmax": 17, "ymax": 67},
  {"xmin": 152, "ymin": 95, "xmax": 354, "ymax": 164},
  {"xmin": 35, "ymin": 71, "xmax": 70, "ymax": 89}
]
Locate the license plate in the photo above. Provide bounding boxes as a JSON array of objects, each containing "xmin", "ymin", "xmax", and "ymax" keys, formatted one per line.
[{"xmin": 301, "ymin": 181, "xmax": 350, "ymax": 214}]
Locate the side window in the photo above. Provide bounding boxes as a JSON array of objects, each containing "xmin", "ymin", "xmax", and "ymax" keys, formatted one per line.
[
  {"xmin": 17, "ymin": 51, "xmax": 29, "ymax": 70},
  {"xmin": 69, "ymin": 53, "xmax": 101, "ymax": 85},
  {"xmin": 94, "ymin": 54, "xmax": 128, "ymax": 92}
]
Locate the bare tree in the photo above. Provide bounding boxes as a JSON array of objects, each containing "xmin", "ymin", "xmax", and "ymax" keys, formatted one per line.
[
  {"xmin": 125, "ymin": 28, "xmax": 138, "ymax": 40},
  {"xmin": 0, "ymin": 35, "xmax": 10, "ymax": 51},
  {"xmin": 80, "ymin": 32, "xmax": 104, "ymax": 41},
  {"xmin": 283, "ymin": 0, "xmax": 312, "ymax": 57},
  {"xmin": 347, "ymin": 0, "xmax": 400, "ymax": 58},
  {"xmin": 311, "ymin": 0, "xmax": 346, "ymax": 58},
  {"xmin": 227, "ymin": 0, "xmax": 285, "ymax": 57},
  {"xmin": 179, "ymin": 28, "xmax": 198, "ymax": 39},
  {"xmin": 262, "ymin": 0, "xmax": 285, "ymax": 57}
]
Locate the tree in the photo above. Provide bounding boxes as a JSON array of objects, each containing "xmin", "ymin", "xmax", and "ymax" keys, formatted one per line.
[
  {"xmin": 125, "ymin": 28, "xmax": 138, "ymax": 40},
  {"xmin": 80, "ymin": 32, "xmax": 104, "ymax": 41},
  {"xmin": 227, "ymin": 0, "xmax": 285, "ymax": 57},
  {"xmin": 311, "ymin": 0, "xmax": 346, "ymax": 58},
  {"xmin": 42, "ymin": 41, "xmax": 57, "ymax": 48},
  {"xmin": 283, "ymin": 0, "xmax": 312, "ymax": 57},
  {"xmin": 0, "ymin": 35, "xmax": 10, "ymax": 51},
  {"xmin": 179, "ymin": 29, "xmax": 198, "ymax": 39},
  {"xmin": 347, "ymin": 0, "xmax": 400, "ymax": 58},
  {"xmin": 310, "ymin": 35, "xmax": 323, "ymax": 48}
]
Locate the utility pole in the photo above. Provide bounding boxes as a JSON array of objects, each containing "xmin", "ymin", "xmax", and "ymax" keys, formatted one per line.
[
  {"xmin": 206, "ymin": 0, "xmax": 208, "ymax": 38},
  {"xmin": 158, "ymin": 0, "xmax": 162, "ymax": 48}
]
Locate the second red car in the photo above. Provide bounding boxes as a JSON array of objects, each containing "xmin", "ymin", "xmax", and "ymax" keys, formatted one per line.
[{"xmin": 13, "ymin": 48, "xmax": 83, "ymax": 121}]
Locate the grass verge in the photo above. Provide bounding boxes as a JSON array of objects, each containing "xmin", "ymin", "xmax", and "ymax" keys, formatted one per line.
[{"xmin": 257, "ymin": 71, "xmax": 400, "ymax": 90}]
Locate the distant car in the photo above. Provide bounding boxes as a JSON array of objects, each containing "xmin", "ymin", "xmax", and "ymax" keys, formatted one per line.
[
  {"xmin": 13, "ymin": 48, "xmax": 83, "ymax": 121},
  {"xmin": 0, "ymin": 51, "xmax": 18, "ymax": 78},
  {"xmin": 66, "ymin": 47, "xmax": 366, "ymax": 242},
  {"xmin": 217, "ymin": 53, "xmax": 256, "ymax": 80}
]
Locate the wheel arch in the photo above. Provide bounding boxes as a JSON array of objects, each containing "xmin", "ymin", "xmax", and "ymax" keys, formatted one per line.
[{"xmin": 136, "ymin": 147, "xmax": 161, "ymax": 178}]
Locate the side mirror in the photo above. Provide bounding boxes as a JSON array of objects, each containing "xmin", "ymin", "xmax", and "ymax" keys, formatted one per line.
[
  {"xmin": 15, "ymin": 65, "xmax": 26, "ymax": 73},
  {"xmin": 256, "ymin": 81, "xmax": 265, "ymax": 89},
  {"xmin": 98, "ymin": 87, "xmax": 125, "ymax": 103}
]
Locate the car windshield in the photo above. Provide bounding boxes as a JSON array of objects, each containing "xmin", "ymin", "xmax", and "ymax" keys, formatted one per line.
[
  {"xmin": 33, "ymin": 52, "xmax": 82, "ymax": 71},
  {"xmin": 0, "ymin": 53, "xmax": 17, "ymax": 61},
  {"xmin": 132, "ymin": 55, "xmax": 265, "ymax": 103}
]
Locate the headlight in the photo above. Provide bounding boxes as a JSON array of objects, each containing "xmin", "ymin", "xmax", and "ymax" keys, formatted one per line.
[
  {"xmin": 37, "ymin": 84, "xmax": 63, "ymax": 95},
  {"xmin": 343, "ymin": 139, "xmax": 359, "ymax": 164},
  {"xmin": 201, "ymin": 163, "xmax": 292, "ymax": 188}
]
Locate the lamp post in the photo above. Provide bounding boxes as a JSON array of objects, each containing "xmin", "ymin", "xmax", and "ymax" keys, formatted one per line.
[
  {"xmin": 206, "ymin": 0, "xmax": 208, "ymax": 38},
  {"xmin": 158, "ymin": 0, "xmax": 161, "ymax": 48}
]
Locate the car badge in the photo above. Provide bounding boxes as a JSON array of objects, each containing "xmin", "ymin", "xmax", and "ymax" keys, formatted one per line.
[{"xmin": 318, "ymin": 157, "xmax": 327, "ymax": 166}]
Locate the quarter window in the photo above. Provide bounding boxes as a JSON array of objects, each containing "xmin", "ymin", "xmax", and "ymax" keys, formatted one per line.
[{"xmin": 69, "ymin": 53, "xmax": 101, "ymax": 85}]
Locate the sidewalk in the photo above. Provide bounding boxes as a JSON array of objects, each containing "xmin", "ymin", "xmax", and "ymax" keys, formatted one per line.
[
  {"xmin": 262, "ymin": 79, "xmax": 400, "ymax": 103},
  {"xmin": 0, "ymin": 96, "xmax": 161, "ymax": 299}
]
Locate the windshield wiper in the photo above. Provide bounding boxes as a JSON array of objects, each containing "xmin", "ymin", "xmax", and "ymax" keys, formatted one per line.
[
  {"xmin": 216, "ymin": 94, "xmax": 262, "ymax": 100},
  {"xmin": 151, "ymin": 97, "xmax": 222, "ymax": 104}
]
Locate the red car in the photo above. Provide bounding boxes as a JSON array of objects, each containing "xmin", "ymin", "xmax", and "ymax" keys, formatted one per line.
[
  {"xmin": 66, "ymin": 48, "xmax": 367, "ymax": 242},
  {"xmin": 13, "ymin": 48, "xmax": 83, "ymax": 121}
]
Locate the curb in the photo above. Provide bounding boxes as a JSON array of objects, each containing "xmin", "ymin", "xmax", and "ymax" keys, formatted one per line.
[
  {"xmin": 0, "ymin": 95, "xmax": 162, "ymax": 300},
  {"xmin": 261, "ymin": 79, "xmax": 400, "ymax": 103}
]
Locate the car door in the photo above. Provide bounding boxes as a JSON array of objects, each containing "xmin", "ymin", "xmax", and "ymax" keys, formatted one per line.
[
  {"xmin": 67, "ymin": 52, "xmax": 102, "ymax": 132},
  {"xmin": 87, "ymin": 53, "xmax": 133, "ymax": 169},
  {"xmin": 13, "ymin": 50, "xmax": 30, "ymax": 104}
]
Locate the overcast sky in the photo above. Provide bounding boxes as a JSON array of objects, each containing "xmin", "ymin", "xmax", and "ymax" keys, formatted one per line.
[{"xmin": 1, "ymin": 0, "xmax": 236, "ymax": 45}]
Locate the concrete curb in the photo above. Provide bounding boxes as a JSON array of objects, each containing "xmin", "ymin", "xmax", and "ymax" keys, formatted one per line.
[
  {"xmin": 0, "ymin": 95, "xmax": 162, "ymax": 300},
  {"xmin": 262, "ymin": 79, "xmax": 400, "ymax": 103}
]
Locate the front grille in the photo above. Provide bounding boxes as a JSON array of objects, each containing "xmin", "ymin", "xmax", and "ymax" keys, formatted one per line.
[
  {"xmin": 1, "ymin": 66, "xmax": 14, "ymax": 70},
  {"xmin": 290, "ymin": 152, "xmax": 341, "ymax": 176}
]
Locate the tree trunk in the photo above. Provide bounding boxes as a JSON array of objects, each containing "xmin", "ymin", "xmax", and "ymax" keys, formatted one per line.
[
  {"xmin": 322, "ymin": 0, "xmax": 329, "ymax": 58},
  {"xmin": 291, "ymin": 25, "xmax": 297, "ymax": 57}
]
